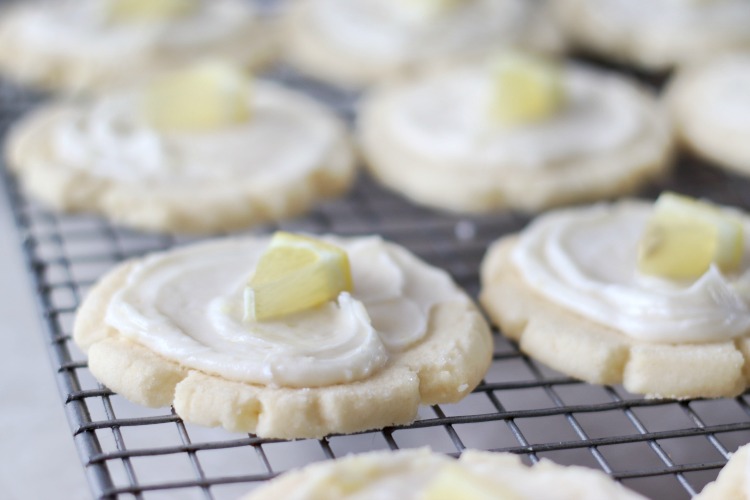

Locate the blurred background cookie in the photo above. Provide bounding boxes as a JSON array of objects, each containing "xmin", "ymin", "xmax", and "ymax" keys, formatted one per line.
[
  {"xmin": 0, "ymin": 0, "xmax": 278, "ymax": 92},
  {"xmin": 359, "ymin": 52, "xmax": 673, "ymax": 213},
  {"xmin": 5, "ymin": 61, "xmax": 355, "ymax": 233},
  {"xmin": 244, "ymin": 448, "xmax": 646, "ymax": 499},
  {"xmin": 668, "ymin": 53, "xmax": 750, "ymax": 177},
  {"xmin": 284, "ymin": 0, "xmax": 565, "ymax": 88},
  {"xmin": 552, "ymin": 0, "xmax": 750, "ymax": 71}
]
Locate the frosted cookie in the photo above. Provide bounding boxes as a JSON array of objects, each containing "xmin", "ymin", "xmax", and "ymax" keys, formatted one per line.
[
  {"xmin": 695, "ymin": 444, "xmax": 750, "ymax": 500},
  {"xmin": 0, "ymin": 0, "xmax": 277, "ymax": 92},
  {"xmin": 480, "ymin": 193, "xmax": 750, "ymax": 399},
  {"xmin": 242, "ymin": 448, "xmax": 646, "ymax": 499},
  {"xmin": 73, "ymin": 233, "xmax": 493, "ymax": 439},
  {"xmin": 668, "ymin": 53, "xmax": 750, "ymax": 177},
  {"xmin": 5, "ymin": 62, "xmax": 355, "ymax": 234},
  {"xmin": 359, "ymin": 53, "xmax": 672, "ymax": 213},
  {"xmin": 284, "ymin": 0, "xmax": 565, "ymax": 88},
  {"xmin": 552, "ymin": 0, "xmax": 750, "ymax": 71}
]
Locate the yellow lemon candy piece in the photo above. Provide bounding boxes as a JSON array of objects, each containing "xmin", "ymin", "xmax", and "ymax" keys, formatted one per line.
[
  {"xmin": 244, "ymin": 232, "xmax": 353, "ymax": 322},
  {"xmin": 420, "ymin": 463, "xmax": 521, "ymax": 500},
  {"xmin": 143, "ymin": 61, "xmax": 252, "ymax": 132},
  {"xmin": 108, "ymin": 0, "xmax": 198, "ymax": 22},
  {"xmin": 489, "ymin": 51, "xmax": 565, "ymax": 127},
  {"xmin": 638, "ymin": 192, "xmax": 744, "ymax": 280}
]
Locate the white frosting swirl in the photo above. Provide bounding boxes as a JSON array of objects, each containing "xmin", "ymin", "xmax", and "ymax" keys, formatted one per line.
[
  {"xmin": 309, "ymin": 0, "xmax": 529, "ymax": 63},
  {"xmin": 105, "ymin": 236, "xmax": 467, "ymax": 388},
  {"xmin": 50, "ymin": 81, "xmax": 340, "ymax": 184},
  {"xmin": 512, "ymin": 201, "xmax": 750, "ymax": 343},
  {"xmin": 386, "ymin": 65, "xmax": 642, "ymax": 168}
]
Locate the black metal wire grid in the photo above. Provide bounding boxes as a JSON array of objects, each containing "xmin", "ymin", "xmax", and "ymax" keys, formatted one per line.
[{"xmin": 2, "ymin": 53, "xmax": 750, "ymax": 500}]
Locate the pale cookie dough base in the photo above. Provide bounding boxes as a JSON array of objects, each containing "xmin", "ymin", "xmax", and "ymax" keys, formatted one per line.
[
  {"xmin": 480, "ymin": 237, "xmax": 749, "ymax": 399},
  {"xmin": 0, "ymin": 4, "xmax": 279, "ymax": 93},
  {"xmin": 74, "ymin": 260, "xmax": 493, "ymax": 439},
  {"xmin": 695, "ymin": 444, "xmax": 750, "ymax": 500},
  {"xmin": 667, "ymin": 59, "xmax": 750, "ymax": 178},
  {"xmin": 551, "ymin": 0, "xmax": 750, "ymax": 70},
  {"xmin": 359, "ymin": 75, "xmax": 672, "ymax": 214},
  {"xmin": 5, "ymin": 103, "xmax": 356, "ymax": 234},
  {"xmin": 243, "ymin": 448, "xmax": 645, "ymax": 499}
]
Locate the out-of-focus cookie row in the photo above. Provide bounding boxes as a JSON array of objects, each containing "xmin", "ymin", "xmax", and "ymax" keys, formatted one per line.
[
  {"xmin": 3, "ymin": 0, "xmax": 750, "ymax": 233},
  {"xmin": 1, "ymin": 2, "xmax": 749, "ymax": 499},
  {"xmin": 2, "ymin": 0, "xmax": 750, "ymax": 92}
]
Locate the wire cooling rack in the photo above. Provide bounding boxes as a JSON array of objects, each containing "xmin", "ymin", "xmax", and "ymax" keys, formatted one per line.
[{"xmin": 3, "ymin": 37, "xmax": 750, "ymax": 500}]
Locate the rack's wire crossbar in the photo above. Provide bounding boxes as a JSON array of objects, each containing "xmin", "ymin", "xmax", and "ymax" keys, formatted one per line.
[{"xmin": 3, "ymin": 68, "xmax": 750, "ymax": 500}]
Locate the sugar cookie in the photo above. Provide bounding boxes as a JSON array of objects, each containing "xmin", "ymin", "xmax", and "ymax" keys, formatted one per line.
[
  {"xmin": 480, "ymin": 199, "xmax": 750, "ymax": 399},
  {"xmin": 695, "ymin": 444, "xmax": 750, "ymax": 500},
  {"xmin": 359, "ymin": 61, "xmax": 672, "ymax": 213},
  {"xmin": 6, "ymin": 74, "xmax": 355, "ymax": 234},
  {"xmin": 552, "ymin": 0, "xmax": 750, "ymax": 70},
  {"xmin": 0, "ymin": 0, "xmax": 277, "ymax": 92},
  {"xmin": 668, "ymin": 53, "xmax": 750, "ymax": 177},
  {"xmin": 74, "ymin": 235, "xmax": 492, "ymax": 439},
  {"xmin": 243, "ymin": 448, "xmax": 646, "ymax": 499},
  {"xmin": 284, "ymin": 0, "xmax": 565, "ymax": 88}
]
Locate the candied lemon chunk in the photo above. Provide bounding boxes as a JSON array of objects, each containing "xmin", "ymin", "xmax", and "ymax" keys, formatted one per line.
[
  {"xmin": 244, "ymin": 232, "xmax": 353, "ymax": 322},
  {"xmin": 489, "ymin": 51, "xmax": 565, "ymax": 127},
  {"xmin": 143, "ymin": 61, "xmax": 251, "ymax": 132},
  {"xmin": 108, "ymin": 0, "xmax": 197, "ymax": 22},
  {"xmin": 638, "ymin": 192, "xmax": 744, "ymax": 279},
  {"xmin": 420, "ymin": 463, "xmax": 521, "ymax": 500}
]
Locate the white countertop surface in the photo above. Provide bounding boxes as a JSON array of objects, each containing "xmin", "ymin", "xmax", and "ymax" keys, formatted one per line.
[{"xmin": 0, "ymin": 183, "xmax": 90, "ymax": 499}]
